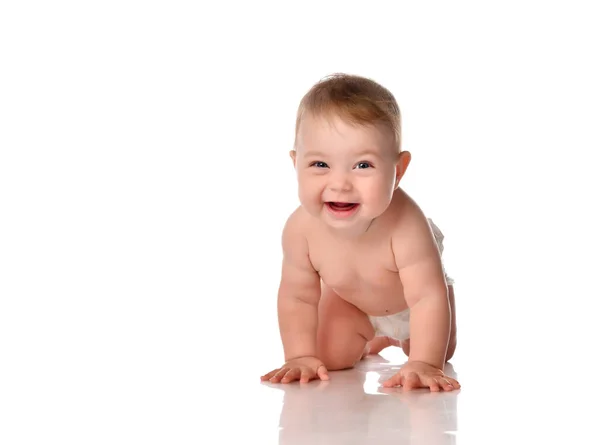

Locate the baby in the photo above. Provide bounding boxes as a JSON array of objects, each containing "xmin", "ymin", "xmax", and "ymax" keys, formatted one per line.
[{"xmin": 261, "ymin": 73, "xmax": 460, "ymax": 392}]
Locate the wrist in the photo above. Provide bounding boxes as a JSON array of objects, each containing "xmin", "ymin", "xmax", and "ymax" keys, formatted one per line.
[
  {"xmin": 406, "ymin": 358, "xmax": 443, "ymax": 370},
  {"xmin": 285, "ymin": 354, "xmax": 317, "ymax": 362}
]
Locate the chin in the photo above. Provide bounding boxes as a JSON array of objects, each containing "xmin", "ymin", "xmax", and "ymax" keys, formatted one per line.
[{"xmin": 321, "ymin": 205, "xmax": 367, "ymax": 228}]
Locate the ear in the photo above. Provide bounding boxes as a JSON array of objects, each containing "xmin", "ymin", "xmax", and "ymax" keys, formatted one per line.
[
  {"xmin": 394, "ymin": 151, "xmax": 411, "ymax": 188},
  {"xmin": 289, "ymin": 149, "xmax": 297, "ymax": 168}
]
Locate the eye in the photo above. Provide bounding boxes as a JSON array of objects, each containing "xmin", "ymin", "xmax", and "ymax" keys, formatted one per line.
[
  {"xmin": 356, "ymin": 162, "xmax": 372, "ymax": 169},
  {"xmin": 310, "ymin": 161, "xmax": 328, "ymax": 168}
]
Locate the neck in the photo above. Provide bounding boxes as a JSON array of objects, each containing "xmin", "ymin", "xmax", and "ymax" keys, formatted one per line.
[{"xmin": 322, "ymin": 217, "xmax": 377, "ymax": 241}]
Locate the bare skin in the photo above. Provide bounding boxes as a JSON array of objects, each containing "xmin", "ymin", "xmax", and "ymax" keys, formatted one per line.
[
  {"xmin": 262, "ymin": 191, "xmax": 459, "ymax": 391},
  {"xmin": 261, "ymin": 113, "xmax": 460, "ymax": 391},
  {"xmin": 365, "ymin": 284, "xmax": 457, "ymax": 359}
]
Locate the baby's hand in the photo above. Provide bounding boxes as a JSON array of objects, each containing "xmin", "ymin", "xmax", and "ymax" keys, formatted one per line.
[
  {"xmin": 382, "ymin": 361, "xmax": 460, "ymax": 392},
  {"xmin": 261, "ymin": 356, "xmax": 329, "ymax": 384}
]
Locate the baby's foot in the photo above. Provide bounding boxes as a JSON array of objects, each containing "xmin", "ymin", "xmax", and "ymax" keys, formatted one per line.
[{"xmin": 364, "ymin": 336, "xmax": 401, "ymax": 356}]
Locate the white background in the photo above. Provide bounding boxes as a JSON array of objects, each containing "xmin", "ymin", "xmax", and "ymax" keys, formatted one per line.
[{"xmin": 1, "ymin": 1, "xmax": 599, "ymax": 443}]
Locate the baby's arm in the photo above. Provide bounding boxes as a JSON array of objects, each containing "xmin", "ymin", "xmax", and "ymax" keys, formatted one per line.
[
  {"xmin": 393, "ymin": 213, "xmax": 450, "ymax": 370},
  {"xmin": 277, "ymin": 210, "xmax": 322, "ymax": 361},
  {"xmin": 261, "ymin": 209, "xmax": 328, "ymax": 383},
  {"xmin": 384, "ymin": 210, "xmax": 460, "ymax": 390}
]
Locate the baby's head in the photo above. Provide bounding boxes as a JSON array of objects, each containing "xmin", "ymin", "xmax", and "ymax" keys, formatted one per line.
[
  {"xmin": 291, "ymin": 73, "xmax": 411, "ymax": 231},
  {"xmin": 293, "ymin": 73, "xmax": 402, "ymax": 153}
]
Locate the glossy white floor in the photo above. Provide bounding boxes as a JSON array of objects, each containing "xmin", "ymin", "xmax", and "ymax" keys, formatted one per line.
[
  {"xmin": 4, "ymin": 279, "xmax": 600, "ymax": 445},
  {"xmin": 262, "ymin": 350, "xmax": 463, "ymax": 445},
  {"xmin": 254, "ymin": 302, "xmax": 600, "ymax": 445}
]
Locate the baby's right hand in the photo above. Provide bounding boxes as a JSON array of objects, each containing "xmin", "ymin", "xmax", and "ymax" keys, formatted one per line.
[{"xmin": 260, "ymin": 356, "xmax": 329, "ymax": 384}]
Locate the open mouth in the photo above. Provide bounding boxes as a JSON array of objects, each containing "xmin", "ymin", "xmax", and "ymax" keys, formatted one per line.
[
  {"xmin": 326, "ymin": 202, "xmax": 360, "ymax": 216},
  {"xmin": 328, "ymin": 202, "xmax": 358, "ymax": 210}
]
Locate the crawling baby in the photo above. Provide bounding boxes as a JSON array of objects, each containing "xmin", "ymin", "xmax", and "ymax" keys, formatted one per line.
[{"xmin": 261, "ymin": 73, "xmax": 460, "ymax": 392}]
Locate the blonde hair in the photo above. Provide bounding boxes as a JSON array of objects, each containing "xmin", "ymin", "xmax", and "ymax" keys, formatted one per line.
[{"xmin": 294, "ymin": 73, "xmax": 401, "ymax": 151}]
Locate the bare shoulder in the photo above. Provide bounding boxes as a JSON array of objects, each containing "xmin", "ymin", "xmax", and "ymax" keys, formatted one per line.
[
  {"xmin": 281, "ymin": 206, "xmax": 314, "ymax": 267},
  {"xmin": 279, "ymin": 206, "xmax": 320, "ymax": 298},
  {"xmin": 390, "ymin": 189, "xmax": 440, "ymax": 268},
  {"xmin": 282, "ymin": 205, "xmax": 311, "ymax": 242}
]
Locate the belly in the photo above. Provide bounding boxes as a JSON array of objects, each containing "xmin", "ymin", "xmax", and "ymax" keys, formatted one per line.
[
  {"xmin": 324, "ymin": 277, "xmax": 408, "ymax": 317},
  {"xmin": 314, "ymin": 241, "xmax": 406, "ymax": 316}
]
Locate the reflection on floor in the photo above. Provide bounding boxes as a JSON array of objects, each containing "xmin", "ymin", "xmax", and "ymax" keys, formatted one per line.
[{"xmin": 261, "ymin": 352, "xmax": 459, "ymax": 445}]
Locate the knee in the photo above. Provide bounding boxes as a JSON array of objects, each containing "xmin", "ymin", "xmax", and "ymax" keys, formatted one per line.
[
  {"xmin": 318, "ymin": 332, "xmax": 369, "ymax": 371},
  {"xmin": 321, "ymin": 355, "xmax": 358, "ymax": 371}
]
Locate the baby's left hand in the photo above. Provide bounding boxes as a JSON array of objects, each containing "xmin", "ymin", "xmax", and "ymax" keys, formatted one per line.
[{"xmin": 382, "ymin": 361, "xmax": 461, "ymax": 392}]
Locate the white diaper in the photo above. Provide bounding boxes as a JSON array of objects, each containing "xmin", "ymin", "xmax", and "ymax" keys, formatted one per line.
[
  {"xmin": 368, "ymin": 218, "xmax": 454, "ymax": 341},
  {"xmin": 369, "ymin": 308, "xmax": 412, "ymax": 341}
]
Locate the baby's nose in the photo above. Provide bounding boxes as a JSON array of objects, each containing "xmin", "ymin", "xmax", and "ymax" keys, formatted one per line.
[{"xmin": 329, "ymin": 172, "xmax": 353, "ymax": 192}]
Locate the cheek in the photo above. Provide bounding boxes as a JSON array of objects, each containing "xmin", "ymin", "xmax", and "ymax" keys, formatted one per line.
[
  {"xmin": 360, "ymin": 175, "xmax": 393, "ymax": 197},
  {"xmin": 298, "ymin": 176, "xmax": 323, "ymax": 201}
]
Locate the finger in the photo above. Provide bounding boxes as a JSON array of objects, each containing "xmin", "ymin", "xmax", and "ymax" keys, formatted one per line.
[
  {"xmin": 428, "ymin": 377, "xmax": 441, "ymax": 392},
  {"xmin": 281, "ymin": 368, "xmax": 301, "ymax": 383},
  {"xmin": 317, "ymin": 365, "xmax": 330, "ymax": 381},
  {"xmin": 299, "ymin": 368, "xmax": 314, "ymax": 383},
  {"xmin": 447, "ymin": 377, "xmax": 461, "ymax": 390},
  {"xmin": 261, "ymin": 369, "xmax": 284, "ymax": 381},
  {"xmin": 439, "ymin": 378, "xmax": 455, "ymax": 391},
  {"xmin": 300, "ymin": 368, "xmax": 314, "ymax": 383},
  {"xmin": 269, "ymin": 368, "xmax": 289, "ymax": 383},
  {"xmin": 403, "ymin": 372, "xmax": 421, "ymax": 391},
  {"xmin": 382, "ymin": 373, "xmax": 403, "ymax": 388}
]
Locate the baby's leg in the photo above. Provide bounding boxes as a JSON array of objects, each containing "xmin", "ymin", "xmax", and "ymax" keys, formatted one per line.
[
  {"xmin": 316, "ymin": 283, "xmax": 375, "ymax": 371},
  {"xmin": 402, "ymin": 284, "xmax": 457, "ymax": 361}
]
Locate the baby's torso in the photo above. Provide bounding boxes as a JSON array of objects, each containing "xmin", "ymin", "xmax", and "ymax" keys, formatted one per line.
[
  {"xmin": 309, "ymin": 235, "xmax": 407, "ymax": 316},
  {"xmin": 305, "ymin": 201, "xmax": 410, "ymax": 316}
]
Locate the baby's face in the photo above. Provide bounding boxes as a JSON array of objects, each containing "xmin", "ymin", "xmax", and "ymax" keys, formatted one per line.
[{"xmin": 293, "ymin": 113, "xmax": 404, "ymax": 231}]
